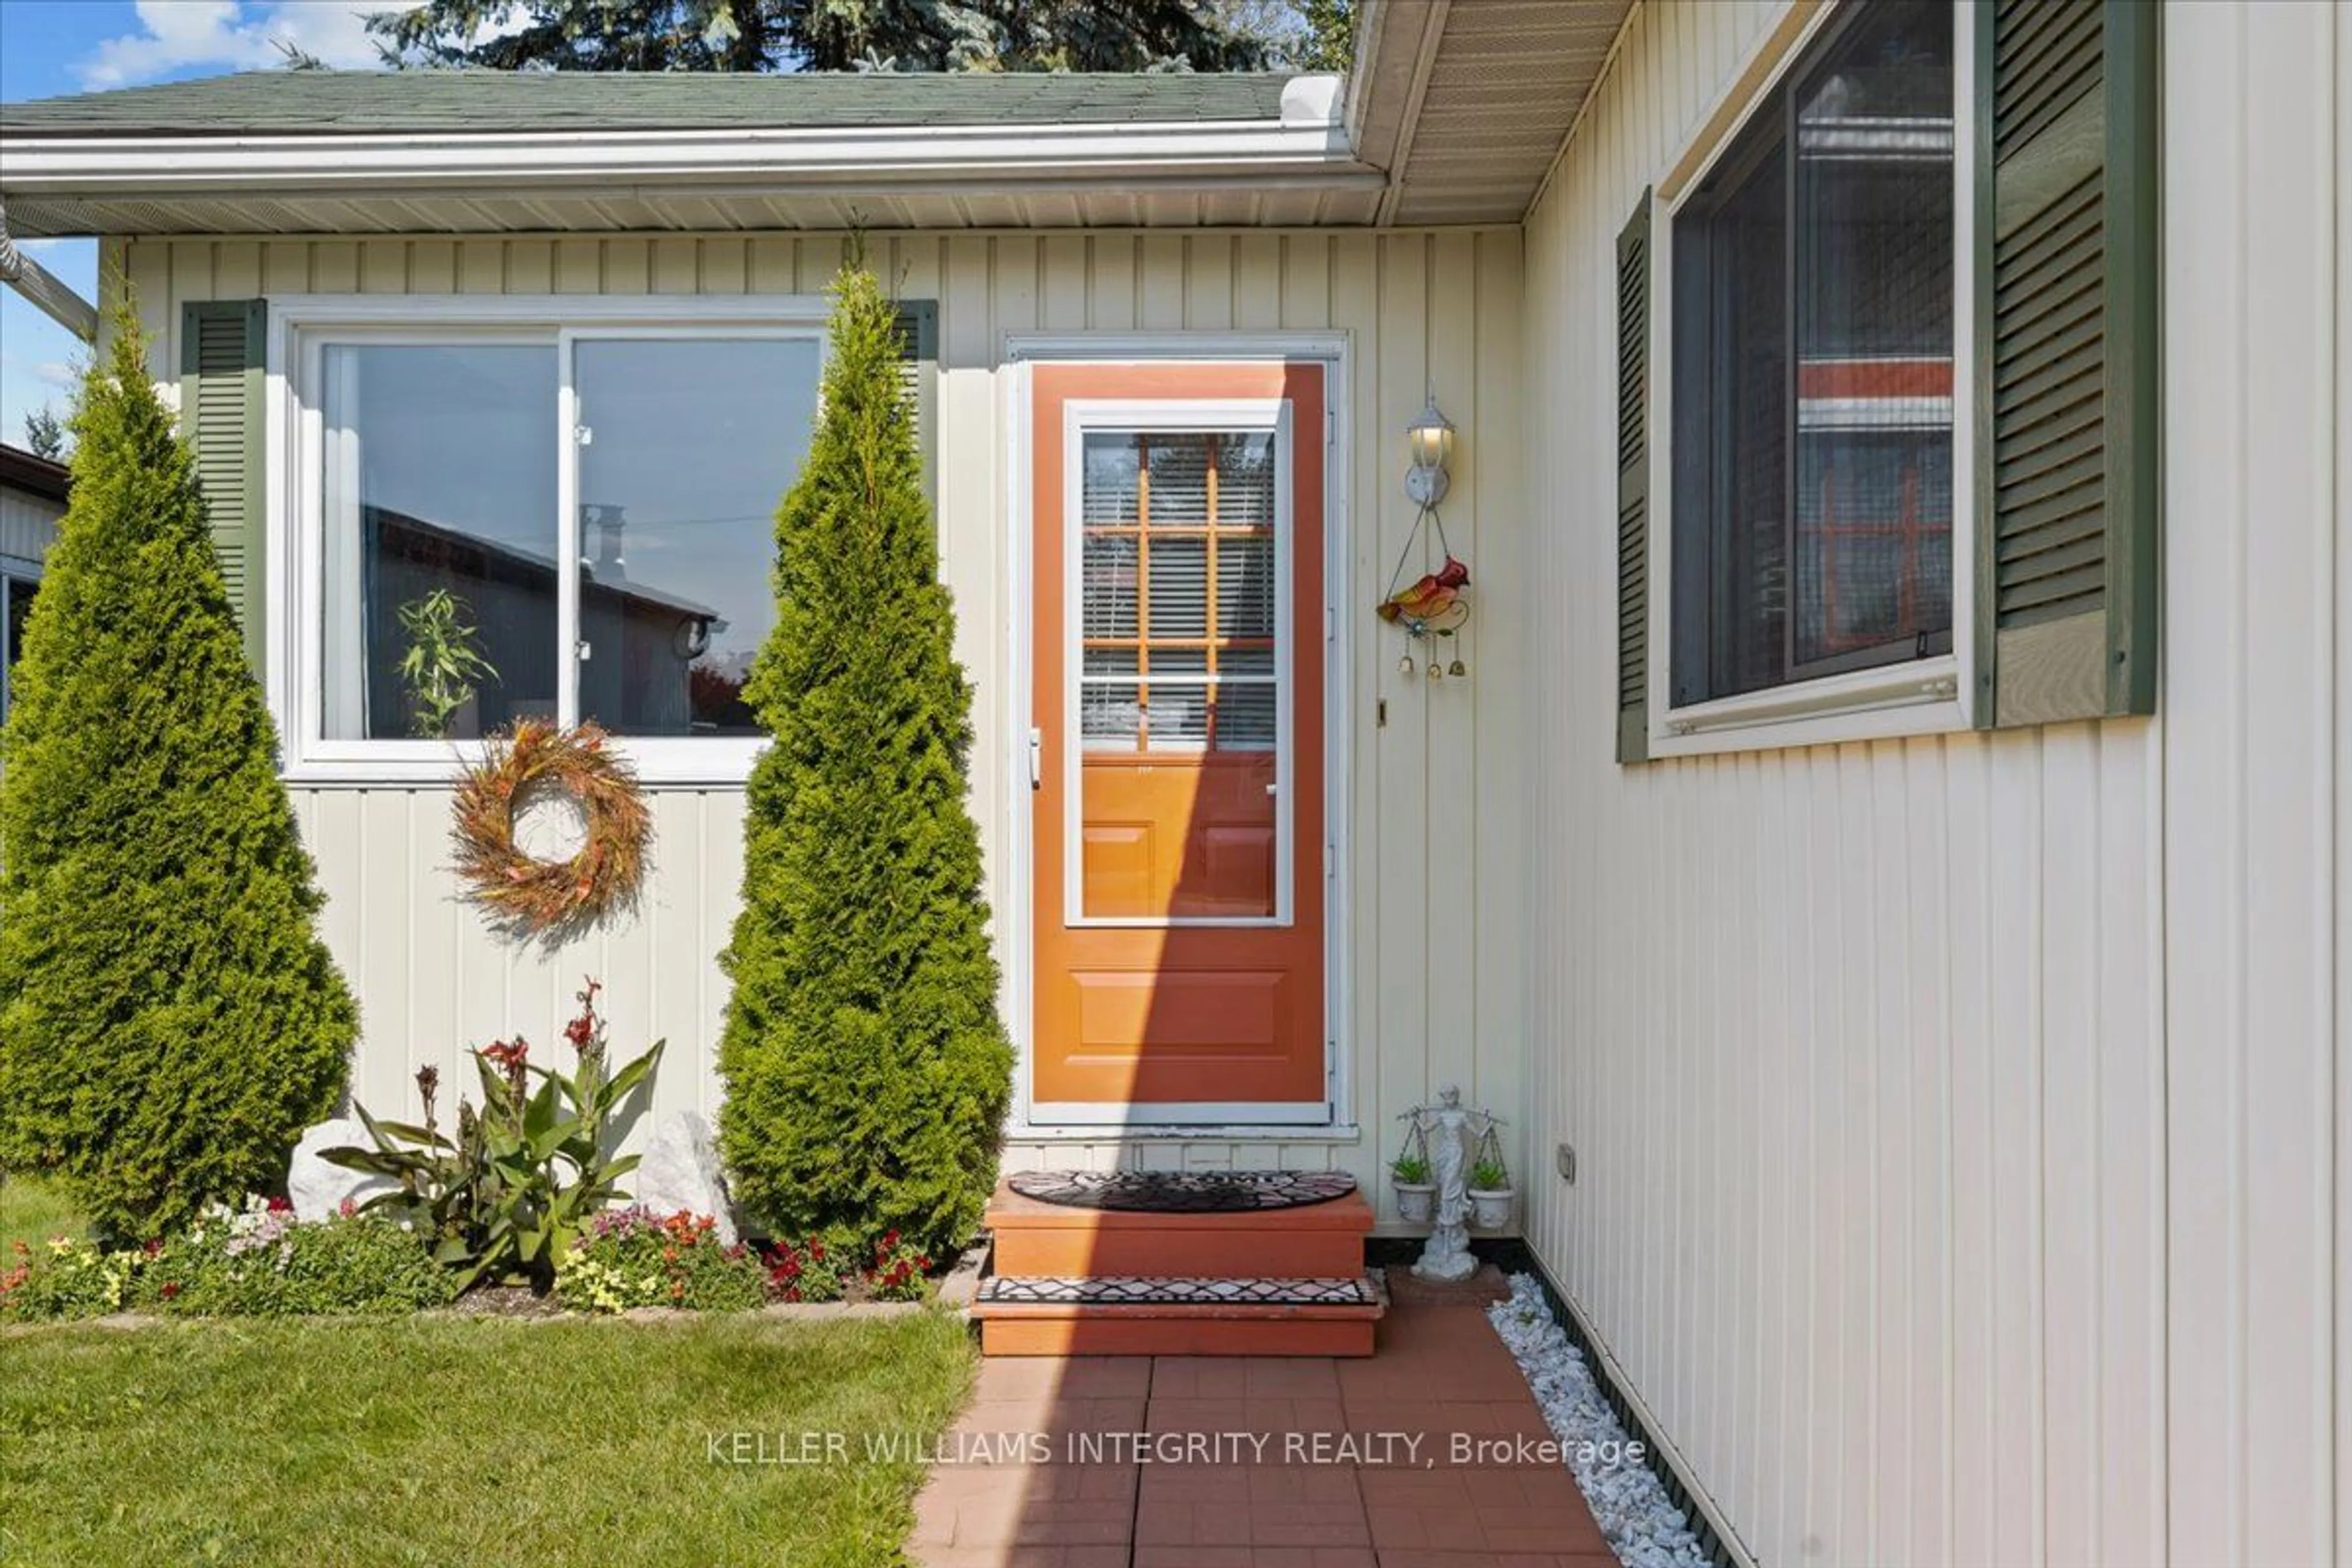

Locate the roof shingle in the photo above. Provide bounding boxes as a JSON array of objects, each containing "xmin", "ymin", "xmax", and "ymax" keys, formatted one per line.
[{"xmin": 0, "ymin": 69, "xmax": 1297, "ymax": 137}]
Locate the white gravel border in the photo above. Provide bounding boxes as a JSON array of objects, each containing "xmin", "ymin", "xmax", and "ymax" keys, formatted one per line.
[{"xmin": 1488, "ymin": 1273, "xmax": 1713, "ymax": 1568}]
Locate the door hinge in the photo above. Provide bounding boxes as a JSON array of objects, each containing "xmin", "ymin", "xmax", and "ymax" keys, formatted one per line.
[
  {"xmin": 1324, "ymin": 606, "xmax": 1336, "ymax": 642},
  {"xmin": 1028, "ymin": 726, "xmax": 1043, "ymax": 790}
]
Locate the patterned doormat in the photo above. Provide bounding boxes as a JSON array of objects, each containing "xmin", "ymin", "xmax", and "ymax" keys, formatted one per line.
[
  {"xmin": 975, "ymin": 1273, "xmax": 1382, "ymax": 1307},
  {"xmin": 1005, "ymin": 1169, "xmax": 1359, "ymax": 1213}
]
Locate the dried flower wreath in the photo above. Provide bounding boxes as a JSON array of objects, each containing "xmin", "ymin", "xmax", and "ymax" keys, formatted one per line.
[{"xmin": 451, "ymin": 720, "xmax": 650, "ymax": 936}]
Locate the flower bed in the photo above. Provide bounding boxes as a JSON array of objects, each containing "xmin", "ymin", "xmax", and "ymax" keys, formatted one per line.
[
  {"xmin": 3, "ymin": 1197, "xmax": 946, "ymax": 1324},
  {"xmin": 556, "ymin": 1207, "xmax": 766, "ymax": 1313},
  {"xmin": 4, "ymin": 984, "xmax": 953, "ymax": 1325},
  {"xmin": 2, "ymin": 1197, "xmax": 456, "ymax": 1322}
]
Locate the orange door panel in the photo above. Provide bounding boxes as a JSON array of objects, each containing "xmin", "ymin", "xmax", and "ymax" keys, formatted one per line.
[{"xmin": 1031, "ymin": 362, "xmax": 1325, "ymax": 1114}]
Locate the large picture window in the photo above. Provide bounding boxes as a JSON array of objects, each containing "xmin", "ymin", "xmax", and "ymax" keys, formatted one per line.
[
  {"xmin": 1669, "ymin": 0, "xmax": 1956, "ymax": 707},
  {"xmin": 291, "ymin": 303, "xmax": 826, "ymax": 778}
]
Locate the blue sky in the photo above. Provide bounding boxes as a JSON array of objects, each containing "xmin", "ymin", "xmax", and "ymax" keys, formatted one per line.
[{"xmin": 1, "ymin": 2, "xmax": 397, "ymax": 447}]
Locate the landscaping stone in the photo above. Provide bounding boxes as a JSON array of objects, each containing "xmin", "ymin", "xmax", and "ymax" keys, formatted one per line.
[
  {"xmin": 1488, "ymin": 1272, "xmax": 1711, "ymax": 1568},
  {"xmin": 631, "ymin": 1111, "xmax": 737, "ymax": 1246},
  {"xmin": 287, "ymin": 1117, "xmax": 396, "ymax": 1223}
]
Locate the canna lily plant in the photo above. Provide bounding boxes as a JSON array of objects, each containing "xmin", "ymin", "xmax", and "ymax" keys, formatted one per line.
[{"xmin": 326, "ymin": 978, "xmax": 662, "ymax": 1292}]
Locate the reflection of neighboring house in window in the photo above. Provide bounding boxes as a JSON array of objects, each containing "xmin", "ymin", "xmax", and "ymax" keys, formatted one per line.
[
  {"xmin": 1793, "ymin": 106, "xmax": 1957, "ymax": 658},
  {"xmin": 363, "ymin": 506, "xmax": 728, "ymax": 737},
  {"xmin": 0, "ymin": 442, "xmax": 68, "ymax": 731}
]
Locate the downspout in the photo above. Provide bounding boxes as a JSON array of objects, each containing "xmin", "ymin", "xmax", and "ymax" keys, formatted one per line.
[{"xmin": 0, "ymin": 200, "xmax": 99, "ymax": 344}]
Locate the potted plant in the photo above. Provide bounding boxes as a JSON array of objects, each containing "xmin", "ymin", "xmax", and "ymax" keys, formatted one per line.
[
  {"xmin": 1467, "ymin": 1125, "xmax": 1513, "ymax": 1229},
  {"xmin": 1392, "ymin": 1152, "xmax": 1436, "ymax": 1224}
]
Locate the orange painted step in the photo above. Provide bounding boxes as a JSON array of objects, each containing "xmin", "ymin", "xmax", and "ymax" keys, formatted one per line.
[
  {"xmin": 985, "ymin": 1182, "xmax": 1373, "ymax": 1280},
  {"xmin": 979, "ymin": 1312, "xmax": 1378, "ymax": 1357},
  {"xmin": 971, "ymin": 1276, "xmax": 1384, "ymax": 1357}
]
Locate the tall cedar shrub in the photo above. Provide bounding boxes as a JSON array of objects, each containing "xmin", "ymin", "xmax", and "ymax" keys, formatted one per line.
[
  {"xmin": 0, "ymin": 308, "xmax": 358, "ymax": 1238},
  {"xmin": 720, "ymin": 262, "xmax": 1012, "ymax": 1256}
]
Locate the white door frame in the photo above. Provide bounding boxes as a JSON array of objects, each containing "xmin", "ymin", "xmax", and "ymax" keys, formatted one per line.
[{"xmin": 1001, "ymin": 331, "xmax": 1354, "ymax": 1138}]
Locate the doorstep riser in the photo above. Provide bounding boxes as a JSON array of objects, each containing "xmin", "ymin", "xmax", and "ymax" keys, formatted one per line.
[
  {"xmin": 979, "ymin": 1316, "xmax": 1378, "ymax": 1357},
  {"xmin": 989, "ymin": 1229, "xmax": 1366, "ymax": 1280}
]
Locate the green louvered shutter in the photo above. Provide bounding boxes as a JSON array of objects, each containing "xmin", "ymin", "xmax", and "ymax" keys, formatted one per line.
[
  {"xmin": 892, "ymin": 300, "xmax": 940, "ymax": 527},
  {"xmin": 181, "ymin": 300, "xmax": 268, "ymax": 677},
  {"xmin": 1615, "ymin": 192, "xmax": 1653, "ymax": 763},
  {"xmin": 1975, "ymin": 0, "xmax": 2159, "ymax": 726}
]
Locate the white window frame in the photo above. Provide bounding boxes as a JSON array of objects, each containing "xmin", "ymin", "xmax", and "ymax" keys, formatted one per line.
[
  {"xmin": 1058, "ymin": 398, "xmax": 1297, "ymax": 932},
  {"xmin": 1645, "ymin": 0, "xmax": 1978, "ymax": 758},
  {"xmin": 0, "ymin": 551, "xmax": 42, "ymax": 726},
  {"xmin": 266, "ymin": 293, "xmax": 831, "ymax": 786}
]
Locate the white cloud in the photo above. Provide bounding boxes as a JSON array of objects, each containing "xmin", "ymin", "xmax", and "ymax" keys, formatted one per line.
[
  {"xmin": 33, "ymin": 363, "xmax": 80, "ymax": 391},
  {"xmin": 79, "ymin": 1, "xmax": 391, "ymax": 90}
]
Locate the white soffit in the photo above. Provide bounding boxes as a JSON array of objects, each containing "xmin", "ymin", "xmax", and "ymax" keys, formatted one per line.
[{"xmin": 1354, "ymin": 0, "xmax": 1634, "ymax": 225}]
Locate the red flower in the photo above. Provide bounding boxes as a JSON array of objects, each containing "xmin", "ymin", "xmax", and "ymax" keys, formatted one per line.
[
  {"xmin": 265, "ymin": 1195, "xmax": 293, "ymax": 1213},
  {"xmin": 160, "ymin": 1281, "xmax": 183, "ymax": 1300},
  {"xmin": 564, "ymin": 1015, "xmax": 594, "ymax": 1048},
  {"xmin": 143, "ymin": 1237, "xmax": 165, "ymax": 1256}
]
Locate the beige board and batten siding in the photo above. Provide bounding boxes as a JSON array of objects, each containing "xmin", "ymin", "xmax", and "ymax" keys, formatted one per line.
[
  {"xmin": 106, "ymin": 227, "xmax": 1529, "ymax": 1225},
  {"xmin": 1523, "ymin": 2, "xmax": 2347, "ymax": 1566}
]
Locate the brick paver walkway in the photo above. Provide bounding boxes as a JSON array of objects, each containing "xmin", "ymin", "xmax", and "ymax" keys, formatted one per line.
[{"xmin": 912, "ymin": 1287, "xmax": 1619, "ymax": 1568}]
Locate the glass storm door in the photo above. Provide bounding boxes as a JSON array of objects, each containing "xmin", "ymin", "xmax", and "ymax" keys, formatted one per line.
[{"xmin": 1029, "ymin": 362, "xmax": 1327, "ymax": 1122}]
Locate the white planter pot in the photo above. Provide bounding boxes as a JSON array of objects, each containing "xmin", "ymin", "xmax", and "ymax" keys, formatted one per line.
[
  {"xmin": 1393, "ymin": 1182, "xmax": 1436, "ymax": 1224},
  {"xmin": 1468, "ymin": 1187, "xmax": 1514, "ymax": 1231}
]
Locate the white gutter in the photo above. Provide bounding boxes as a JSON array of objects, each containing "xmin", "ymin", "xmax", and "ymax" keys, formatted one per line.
[
  {"xmin": 0, "ymin": 198, "xmax": 96, "ymax": 341},
  {"xmin": 0, "ymin": 79, "xmax": 1370, "ymax": 202}
]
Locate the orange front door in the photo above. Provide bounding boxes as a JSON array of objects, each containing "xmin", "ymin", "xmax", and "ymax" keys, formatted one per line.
[{"xmin": 1030, "ymin": 362, "xmax": 1327, "ymax": 1118}]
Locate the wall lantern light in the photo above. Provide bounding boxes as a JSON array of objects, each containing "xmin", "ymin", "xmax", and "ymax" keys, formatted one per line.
[
  {"xmin": 1380, "ymin": 394, "xmax": 1471, "ymax": 681},
  {"xmin": 1403, "ymin": 396, "xmax": 1455, "ymax": 508}
]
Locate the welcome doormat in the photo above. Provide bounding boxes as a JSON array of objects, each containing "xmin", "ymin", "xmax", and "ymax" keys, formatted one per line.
[{"xmin": 1005, "ymin": 1169, "xmax": 1359, "ymax": 1213}]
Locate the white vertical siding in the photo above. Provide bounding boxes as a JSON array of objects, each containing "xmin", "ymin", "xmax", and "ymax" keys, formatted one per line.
[
  {"xmin": 110, "ymin": 227, "xmax": 1529, "ymax": 1218},
  {"xmin": 1521, "ymin": 2, "xmax": 2344, "ymax": 1566},
  {"xmin": 2163, "ymin": 4, "xmax": 2345, "ymax": 1564},
  {"xmin": 0, "ymin": 486, "xmax": 61, "ymax": 565}
]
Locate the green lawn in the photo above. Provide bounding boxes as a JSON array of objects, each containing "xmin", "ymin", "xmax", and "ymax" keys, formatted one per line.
[
  {"xmin": 3, "ymin": 1310, "xmax": 978, "ymax": 1567},
  {"xmin": 1, "ymin": 1175, "xmax": 87, "ymax": 1254}
]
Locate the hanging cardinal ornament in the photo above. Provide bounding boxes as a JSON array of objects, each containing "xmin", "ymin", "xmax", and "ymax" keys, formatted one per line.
[{"xmin": 1378, "ymin": 545, "xmax": 1471, "ymax": 679}]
